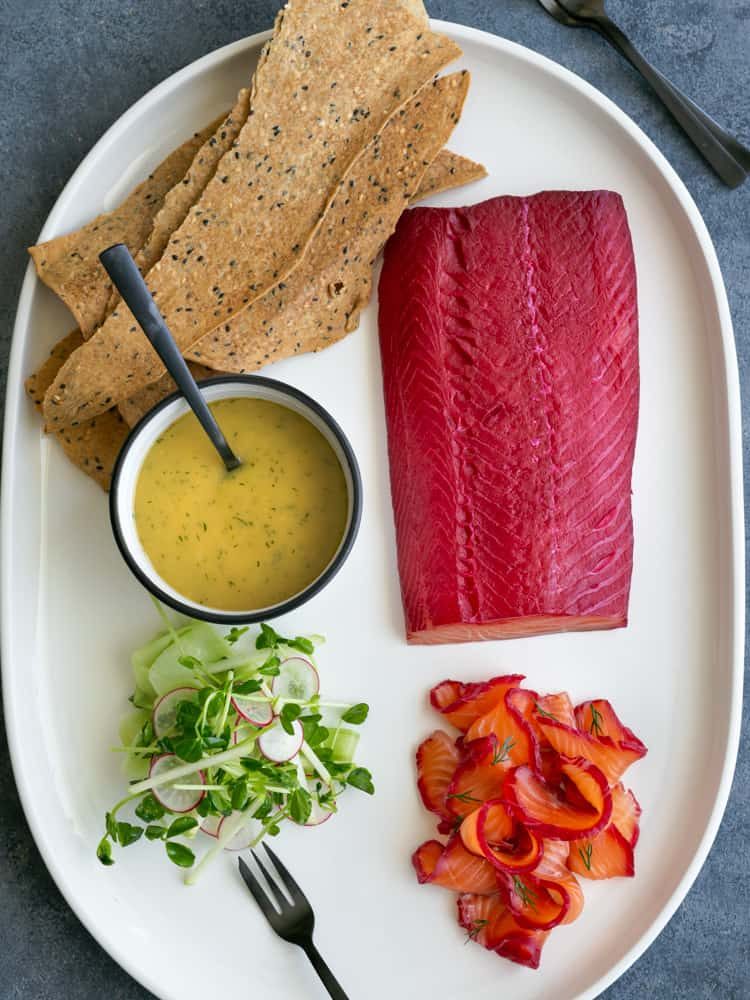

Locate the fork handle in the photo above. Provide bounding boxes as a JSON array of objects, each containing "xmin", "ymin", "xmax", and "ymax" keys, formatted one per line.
[
  {"xmin": 590, "ymin": 14, "xmax": 748, "ymax": 187},
  {"xmin": 300, "ymin": 940, "xmax": 349, "ymax": 1000}
]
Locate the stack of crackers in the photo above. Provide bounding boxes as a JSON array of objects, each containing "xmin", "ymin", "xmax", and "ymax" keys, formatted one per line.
[{"xmin": 26, "ymin": 0, "xmax": 486, "ymax": 489}]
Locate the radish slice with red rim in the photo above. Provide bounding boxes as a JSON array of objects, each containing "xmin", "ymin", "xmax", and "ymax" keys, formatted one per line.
[
  {"xmin": 272, "ymin": 657, "xmax": 320, "ymax": 702},
  {"xmin": 149, "ymin": 754, "xmax": 205, "ymax": 813},
  {"xmin": 218, "ymin": 812, "xmax": 265, "ymax": 851},
  {"xmin": 258, "ymin": 718, "xmax": 304, "ymax": 762},
  {"xmin": 231, "ymin": 694, "xmax": 274, "ymax": 727},
  {"xmin": 199, "ymin": 815, "xmax": 222, "ymax": 838},
  {"xmin": 303, "ymin": 799, "xmax": 334, "ymax": 827},
  {"xmin": 152, "ymin": 687, "xmax": 199, "ymax": 738},
  {"xmin": 292, "ymin": 778, "xmax": 335, "ymax": 827}
]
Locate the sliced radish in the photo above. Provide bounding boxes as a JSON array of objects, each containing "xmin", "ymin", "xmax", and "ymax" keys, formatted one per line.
[
  {"xmin": 200, "ymin": 815, "xmax": 222, "ymax": 838},
  {"xmin": 149, "ymin": 754, "xmax": 205, "ymax": 813},
  {"xmin": 272, "ymin": 657, "xmax": 319, "ymax": 702},
  {"xmin": 152, "ymin": 687, "xmax": 200, "ymax": 738},
  {"xmin": 295, "ymin": 779, "xmax": 334, "ymax": 827},
  {"xmin": 257, "ymin": 719, "xmax": 304, "ymax": 762},
  {"xmin": 218, "ymin": 811, "xmax": 265, "ymax": 850},
  {"xmin": 231, "ymin": 726, "xmax": 260, "ymax": 747},
  {"xmin": 231, "ymin": 694, "xmax": 274, "ymax": 727},
  {"xmin": 305, "ymin": 800, "xmax": 334, "ymax": 827}
]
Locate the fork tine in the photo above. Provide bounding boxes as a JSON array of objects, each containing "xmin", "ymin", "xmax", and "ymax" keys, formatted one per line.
[
  {"xmin": 251, "ymin": 849, "xmax": 291, "ymax": 912},
  {"xmin": 262, "ymin": 843, "xmax": 308, "ymax": 905},
  {"xmin": 238, "ymin": 857, "xmax": 282, "ymax": 926}
]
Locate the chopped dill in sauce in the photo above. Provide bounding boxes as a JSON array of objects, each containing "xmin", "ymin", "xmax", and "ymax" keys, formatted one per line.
[{"xmin": 134, "ymin": 398, "xmax": 348, "ymax": 610}]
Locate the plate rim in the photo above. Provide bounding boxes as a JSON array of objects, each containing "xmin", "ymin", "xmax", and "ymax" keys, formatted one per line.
[{"xmin": 2, "ymin": 20, "xmax": 744, "ymax": 1000}]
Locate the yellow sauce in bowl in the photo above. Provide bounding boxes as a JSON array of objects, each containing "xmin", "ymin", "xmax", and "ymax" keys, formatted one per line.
[{"xmin": 134, "ymin": 397, "xmax": 348, "ymax": 611}]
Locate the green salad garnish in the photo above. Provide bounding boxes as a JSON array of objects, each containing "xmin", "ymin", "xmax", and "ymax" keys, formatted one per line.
[{"xmin": 98, "ymin": 613, "xmax": 373, "ymax": 884}]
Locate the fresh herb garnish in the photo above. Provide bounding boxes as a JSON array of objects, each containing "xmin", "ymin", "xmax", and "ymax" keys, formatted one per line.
[
  {"xmin": 287, "ymin": 636, "xmax": 314, "ymax": 655},
  {"xmin": 225, "ymin": 626, "xmax": 249, "ymax": 645},
  {"xmin": 258, "ymin": 654, "xmax": 281, "ymax": 677},
  {"xmin": 346, "ymin": 767, "xmax": 375, "ymax": 795},
  {"xmin": 255, "ymin": 622, "xmax": 314, "ymax": 656},
  {"xmin": 288, "ymin": 787, "xmax": 313, "ymax": 824},
  {"xmin": 165, "ymin": 842, "xmax": 195, "ymax": 868},
  {"xmin": 166, "ymin": 816, "xmax": 198, "ymax": 839},
  {"xmin": 534, "ymin": 701, "xmax": 557, "ymax": 721},
  {"xmin": 492, "ymin": 736, "xmax": 516, "ymax": 765},
  {"xmin": 578, "ymin": 842, "xmax": 593, "ymax": 871},
  {"xmin": 341, "ymin": 703, "xmax": 369, "ymax": 725},
  {"xmin": 465, "ymin": 918, "xmax": 488, "ymax": 943},
  {"xmin": 589, "ymin": 704, "xmax": 604, "ymax": 736},
  {"xmin": 135, "ymin": 793, "xmax": 166, "ymax": 823},
  {"xmin": 96, "ymin": 837, "xmax": 114, "ymax": 866},
  {"xmin": 512, "ymin": 876, "xmax": 538, "ymax": 910},
  {"xmin": 116, "ymin": 822, "xmax": 143, "ymax": 847},
  {"xmin": 255, "ymin": 623, "xmax": 282, "ymax": 649},
  {"xmin": 234, "ymin": 678, "xmax": 262, "ymax": 696},
  {"xmin": 446, "ymin": 789, "xmax": 481, "ymax": 805},
  {"xmin": 280, "ymin": 702, "xmax": 302, "ymax": 734},
  {"xmin": 449, "ymin": 815, "xmax": 464, "ymax": 835},
  {"xmin": 173, "ymin": 736, "xmax": 204, "ymax": 763}
]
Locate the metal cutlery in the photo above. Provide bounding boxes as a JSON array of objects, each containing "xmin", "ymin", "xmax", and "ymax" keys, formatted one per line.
[
  {"xmin": 238, "ymin": 846, "xmax": 349, "ymax": 1000},
  {"xmin": 537, "ymin": 0, "xmax": 749, "ymax": 188}
]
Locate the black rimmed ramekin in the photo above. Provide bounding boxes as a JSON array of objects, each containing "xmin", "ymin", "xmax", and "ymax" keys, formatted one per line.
[{"xmin": 109, "ymin": 375, "xmax": 362, "ymax": 625}]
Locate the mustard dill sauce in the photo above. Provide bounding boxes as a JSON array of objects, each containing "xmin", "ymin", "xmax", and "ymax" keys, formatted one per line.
[{"xmin": 134, "ymin": 397, "xmax": 348, "ymax": 610}]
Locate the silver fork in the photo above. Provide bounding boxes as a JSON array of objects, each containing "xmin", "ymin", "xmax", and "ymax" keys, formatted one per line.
[{"xmin": 238, "ymin": 846, "xmax": 349, "ymax": 999}]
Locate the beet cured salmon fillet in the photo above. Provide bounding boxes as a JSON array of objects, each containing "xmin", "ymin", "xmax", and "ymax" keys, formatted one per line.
[{"xmin": 377, "ymin": 192, "xmax": 639, "ymax": 644}]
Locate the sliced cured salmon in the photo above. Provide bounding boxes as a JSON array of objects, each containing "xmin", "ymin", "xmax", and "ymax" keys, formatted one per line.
[
  {"xmin": 430, "ymin": 675, "xmax": 523, "ymax": 732},
  {"xmin": 457, "ymin": 894, "xmax": 548, "ymax": 969},
  {"xmin": 446, "ymin": 736, "xmax": 504, "ymax": 816},
  {"xmin": 568, "ymin": 825, "xmax": 635, "ymax": 879},
  {"xmin": 412, "ymin": 836, "xmax": 498, "ymax": 894},
  {"xmin": 413, "ymin": 674, "xmax": 646, "ymax": 969},
  {"xmin": 378, "ymin": 192, "xmax": 639, "ymax": 644},
  {"xmin": 416, "ymin": 730, "xmax": 462, "ymax": 821}
]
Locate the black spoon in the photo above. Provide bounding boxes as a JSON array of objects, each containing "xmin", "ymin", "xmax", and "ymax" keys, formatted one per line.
[
  {"xmin": 99, "ymin": 243, "xmax": 242, "ymax": 472},
  {"xmin": 537, "ymin": 0, "xmax": 749, "ymax": 188}
]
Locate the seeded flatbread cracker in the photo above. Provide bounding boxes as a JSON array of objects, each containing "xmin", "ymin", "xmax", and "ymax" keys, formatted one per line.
[
  {"xmin": 25, "ymin": 330, "xmax": 85, "ymax": 407},
  {"xmin": 107, "ymin": 90, "xmax": 253, "ymax": 316},
  {"xmin": 118, "ymin": 143, "xmax": 487, "ymax": 427},
  {"xmin": 28, "ymin": 120, "xmax": 219, "ymax": 338},
  {"xmin": 25, "ymin": 331, "xmax": 128, "ymax": 490},
  {"xmin": 413, "ymin": 149, "xmax": 487, "ymax": 200},
  {"xmin": 43, "ymin": 0, "xmax": 462, "ymax": 429},
  {"xmin": 399, "ymin": 0, "xmax": 428, "ymax": 23},
  {"xmin": 33, "ymin": 0, "xmax": 425, "ymax": 335},
  {"xmin": 32, "ymin": 144, "xmax": 485, "ymax": 431},
  {"xmin": 117, "ymin": 362, "xmax": 222, "ymax": 428},
  {"xmin": 186, "ymin": 72, "xmax": 471, "ymax": 373},
  {"xmin": 29, "ymin": 140, "xmax": 485, "ymax": 430}
]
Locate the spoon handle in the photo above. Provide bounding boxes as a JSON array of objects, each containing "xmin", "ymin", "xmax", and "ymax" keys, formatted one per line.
[
  {"xmin": 100, "ymin": 244, "xmax": 242, "ymax": 471},
  {"xmin": 591, "ymin": 14, "xmax": 748, "ymax": 187}
]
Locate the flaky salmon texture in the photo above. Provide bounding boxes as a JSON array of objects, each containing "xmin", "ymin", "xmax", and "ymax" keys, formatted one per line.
[
  {"xmin": 412, "ymin": 676, "xmax": 647, "ymax": 969},
  {"xmin": 378, "ymin": 191, "xmax": 639, "ymax": 644}
]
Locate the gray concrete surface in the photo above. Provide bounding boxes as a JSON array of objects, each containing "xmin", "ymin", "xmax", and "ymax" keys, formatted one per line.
[{"xmin": 0, "ymin": 0, "xmax": 748, "ymax": 997}]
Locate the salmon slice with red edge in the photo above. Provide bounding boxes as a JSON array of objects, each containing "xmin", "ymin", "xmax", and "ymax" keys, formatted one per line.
[
  {"xmin": 457, "ymin": 893, "xmax": 549, "ymax": 969},
  {"xmin": 412, "ymin": 836, "xmax": 499, "ymax": 894},
  {"xmin": 378, "ymin": 192, "xmax": 639, "ymax": 644},
  {"xmin": 430, "ymin": 675, "xmax": 524, "ymax": 732},
  {"xmin": 416, "ymin": 730, "xmax": 462, "ymax": 821}
]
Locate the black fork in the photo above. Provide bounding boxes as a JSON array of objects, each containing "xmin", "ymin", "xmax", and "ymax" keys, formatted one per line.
[{"xmin": 238, "ymin": 846, "xmax": 349, "ymax": 999}]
